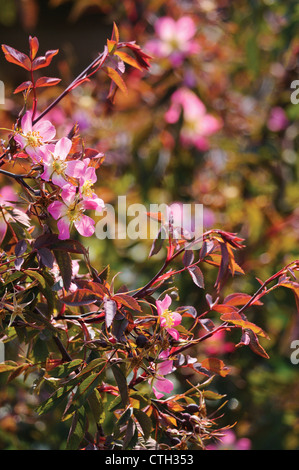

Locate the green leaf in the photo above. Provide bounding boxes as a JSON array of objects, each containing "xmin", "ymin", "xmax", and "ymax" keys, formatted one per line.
[
  {"xmin": 133, "ymin": 409, "xmax": 152, "ymax": 442},
  {"xmin": 63, "ymin": 372, "xmax": 103, "ymax": 420},
  {"xmin": 88, "ymin": 389, "xmax": 105, "ymax": 425},
  {"xmin": 66, "ymin": 406, "xmax": 87, "ymax": 450},
  {"xmin": 48, "ymin": 359, "xmax": 83, "ymax": 378},
  {"xmin": 111, "ymin": 364, "xmax": 129, "ymax": 406},
  {"xmin": 37, "ymin": 383, "xmax": 75, "ymax": 415}
]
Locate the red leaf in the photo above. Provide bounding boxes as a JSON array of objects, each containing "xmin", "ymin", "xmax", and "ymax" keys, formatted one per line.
[
  {"xmin": 35, "ymin": 76, "xmax": 61, "ymax": 88},
  {"xmin": 112, "ymin": 22, "xmax": 120, "ymax": 43},
  {"xmin": 2, "ymin": 44, "xmax": 31, "ymax": 70},
  {"xmin": 61, "ymin": 289, "xmax": 99, "ymax": 306},
  {"xmin": 220, "ymin": 312, "xmax": 270, "ymax": 339},
  {"xmin": 114, "ymin": 50, "xmax": 143, "ymax": 71},
  {"xmin": 201, "ymin": 357, "xmax": 230, "ymax": 377},
  {"xmin": 29, "ymin": 36, "xmax": 39, "ymax": 60},
  {"xmin": 32, "ymin": 49, "xmax": 59, "ymax": 70},
  {"xmin": 106, "ymin": 66, "xmax": 127, "ymax": 94},
  {"xmin": 236, "ymin": 329, "xmax": 269, "ymax": 359},
  {"xmin": 112, "ymin": 293, "xmax": 142, "ymax": 312},
  {"xmin": 223, "ymin": 293, "xmax": 263, "ymax": 306},
  {"xmin": 14, "ymin": 81, "xmax": 33, "ymax": 94},
  {"xmin": 188, "ymin": 265, "xmax": 204, "ymax": 288},
  {"xmin": 122, "ymin": 42, "xmax": 152, "ymax": 70}
]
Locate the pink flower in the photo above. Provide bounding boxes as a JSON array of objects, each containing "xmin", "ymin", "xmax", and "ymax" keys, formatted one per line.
[
  {"xmin": 156, "ymin": 294, "xmax": 182, "ymax": 340},
  {"xmin": 150, "ymin": 350, "xmax": 174, "ymax": 399},
  {"xmin": 165, "ymin": 88, "xmax": 222, "ymax": 151},
  {"xmin": 146, "ymin": 16, "xmax": 199, "ymax": 66},
  {"xmin": 40, "ymin": 137, "xmax": 85, "ymax": 188},
  {"xmin": 206, "ymin": 430, "xmax": 251, "ymax": 450},
  {"xmin": 48, "ymin": 185, "xmax": 95, "ymax": 240},
  {"xmin": 14, "ymin": 111, "xmax": 56, "ymax": 162},
  {"xmin": 267, "ymin": 106, "xmax": 289, "ymax": 132},
  {"xmin": 77, "ymin": 159, "xmax": 105, "ymax": 213}
]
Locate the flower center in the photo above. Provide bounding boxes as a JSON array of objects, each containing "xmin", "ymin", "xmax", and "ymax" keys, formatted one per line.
[
  {"xmin": 67, "ymin": 204, "xmax": 82, "ymax": 223},
  {"xmin": 53, "ymin": 158, "xmax": 67, "ymax": 175},
  {"xmin": 25, "ymin": 130, "xmax": 43, "ymax": 148},
  {"xmin": 161, "ymin": 309, "xmax": 175, "ymax": 328},
  {"xmin": 81, "ymin": 179, "xmax": 94, "ymax": 198}
]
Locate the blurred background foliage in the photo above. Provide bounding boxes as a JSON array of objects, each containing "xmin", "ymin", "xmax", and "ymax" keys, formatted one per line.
[{"xmin": 1, "ymin": 0, "xmax": 299, "ymax": 450}]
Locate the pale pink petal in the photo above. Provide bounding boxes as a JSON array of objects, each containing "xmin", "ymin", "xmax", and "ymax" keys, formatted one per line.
[
  {"xmin": 40, "ymin": 164, "xmax": 53, "ymax": 181},
  {"xmin": 57, "ymin": 217, "xmax": 71, "ymax": 240},
  {"xmin": 166, "ymin": 328, "xmax": 180, "ymax": 340},
  {"xmin": 81, "ymin": 197, "xmax": 105, "ymax": 212},
  {"xmin": 154, "ymin": 376, "xmax": 174, "ymax": 395},
  {"xmin": 65, "ymin": 160, "xmax": 85, "ymax": 178},
  {"xmin": 156, "ymin": 294, "xmax": 172, "ymax": 316},
  {"xmin": 53, "ymin": 137, "xmax": 72, "ymax": 160},
  {"xmin": 85, "ymin": 166, "xmax": 97, "ymax": 183},
  {"xmin": 171, "ymin": 311, "xmax": 182, "ymax": 326},
  {"xmin": 152, "ymin": 387, "xmax": 164, "ymax": 399},
  {"xmin": 34, "ymin": 120, "xmax": 56, "ymax": 141},
  {"xmin": 14, "ymin": 134, "xmax": 26, "ymax": 149},
  {"xmin": 155, "ymin": 17, "xmax": 176, "ymax": 41},
  {"xmin": 21, "ymin": 111, "xmax": 33, "ymax": 133},
  {"xmin": 74, "ymin": 214, "xmax": 95, "ymax": 237},
  {"xmin": 39, "ymin": 144, "xmax": 55, "ymax": 164},
  {"xmin": 176, "ymin": 17, "xmax": 196, "ymax": 42},
  {"xmin": 157, "ymin": 359, "xmax": 173, "ymax": 376},
  {"xmin": 48, "ymin": 201, "xmax": 67, "ymax": 220},
  {"xmin": 52, "ymin": 172, "xmax": 67, "ymax": 188},
  {"xmin": 61, "ymin": 184, "xmax": 77, "ymax": 205}
]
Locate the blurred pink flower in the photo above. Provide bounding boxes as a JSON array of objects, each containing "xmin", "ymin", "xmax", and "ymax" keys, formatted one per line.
[
  {"xmin": 150, "ymin": 350, "xmax": 174, "ymax": 399},
  {"xmin": 207, "ymin": 430, "xmax": 251, "ymax": 450},
  {"xmin": 165, "ymin": 88, "xmax": 222, "ymax": 151},
  {"xmin": 146, "ymin": 16, "xmax": 200, "ymax": 66},
  {"xmin": 156, "ymin": 294, "xmax": 182, "ymax": 340},
  {"xmin": 267, "ymin": 106, "xmax": 289, "ymax": 132},
  {"xmin": 0, "ymin": 185, "xmax": 18, "ymax": 205},
  {"xmin": 203, "ymin": 330, "xmax": 235, "ymax": 356},
  {"xmin": 14, "ymin": 110, "xmax": 56, "ymax": 162}
]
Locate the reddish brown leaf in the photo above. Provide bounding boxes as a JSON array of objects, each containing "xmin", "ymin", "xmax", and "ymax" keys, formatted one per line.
[
  {"xmin": 32, "ymin": 49, "xmax": 59, "ymax": 70},
  {"xmin": 188, "ymin": 265, "xmax": 204, "ymax": 288},
  {"xmin": 114, "ymin": 50, "xmax": 143, "ymax": 70},
  {"xmin": 61, "ymin": 289, "xmax": 98, "ymax": 307},
  {"xmin": 106, "ymin": 66, "xmax": 127, "ymax": 94},
  {"xmin": 220, "ymin": 312, "xmax": 269, "ymax": 339},
  {"xmin": 201, "ymin": 357, "xmax": 230, "ymax": 377},
  {"xmin": 223, "ymin": 293, "xmax": 263, "ymax": 306},
  {"xmin": 112, "ymin": 293, "xmax": 142, "ymax": 312},
  {"xmin": 29, "ymin": 36, "xmax": 39, "ymax": 60},
  {"xmin": 236, "ymin": 329, "xmax": 269, "ymax": 359},
  {"xmin": 14, "ymin": 81, "xmax": 33, "ymax": 94},
  {"xmin": 2, "ymin": 44, "xmax": 31, "ymax": 70},
  {"xmin": 35, "ymin": 76, "xmax": 61, "ymax": 88}
]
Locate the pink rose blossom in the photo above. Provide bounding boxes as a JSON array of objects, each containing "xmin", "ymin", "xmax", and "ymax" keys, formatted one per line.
[
  {"xmin": 14, "ymin": 110, "xmax": 56, "ymax": 162},
  {"xmin": 48, "ymin": 185, "xmax": 96, "ymax": 240},
  {"xmin": 156, "ymin": 294, "xmax": 182, "ymax": 340},
  {"xmin": 150, "ymin": 350, "xmax": 174, "ymax": 399},
  {"xmin": 40, "ymin": 137, "xmax": 85, "ymax": 188},
  {"xmin": 165, "ymin": 88, "xmax": 222, "ymax": 151},
  {"xmin": 146, "ymin": 16, "xmax": 200, "ymax": 66}
]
